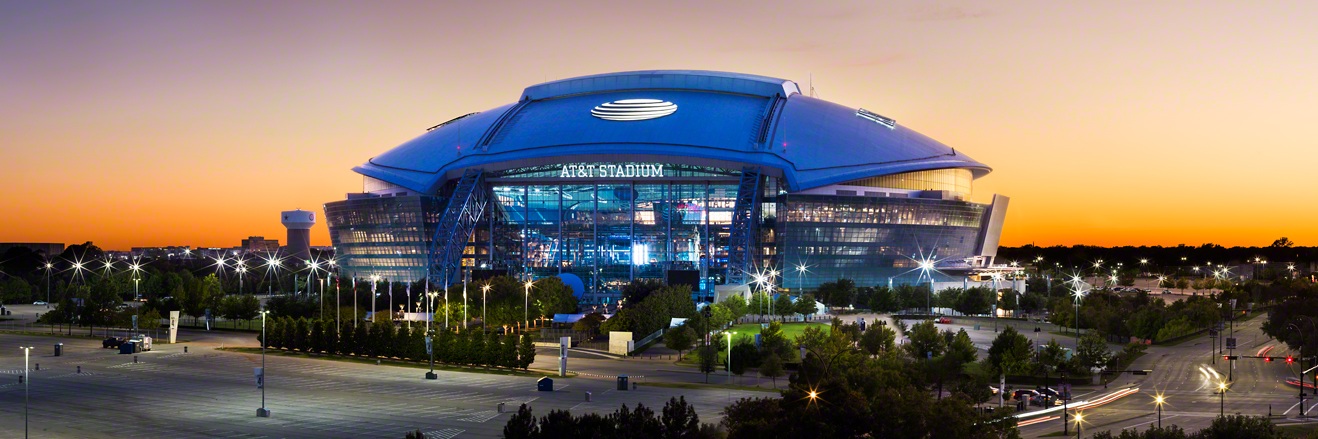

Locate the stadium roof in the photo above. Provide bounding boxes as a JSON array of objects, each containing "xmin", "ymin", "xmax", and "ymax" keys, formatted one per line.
[{"xmin": 355, "ymin": 70, "xmax": 990, "ymax": 194}]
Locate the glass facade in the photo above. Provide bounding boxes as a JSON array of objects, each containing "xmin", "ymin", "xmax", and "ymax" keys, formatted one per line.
[
  {"xmin": 329, "ymin": 168, "xmax": 993, "ymax": 299},
  {"xmin": 324, "ymin": 195, "xmax": 444, "ymax": 283},
  {"xmin": 774, "ymin": 194, "xmax": 986, "ymax": 291},
  {"xmin": 843, "ymin": 169, "xmax": 973, "ymax": 195}
]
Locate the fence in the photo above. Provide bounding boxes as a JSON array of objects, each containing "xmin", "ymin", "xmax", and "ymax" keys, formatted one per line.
[{"xmin": 630, "ymin": 328, "xmax": 665, "ymax": 354}]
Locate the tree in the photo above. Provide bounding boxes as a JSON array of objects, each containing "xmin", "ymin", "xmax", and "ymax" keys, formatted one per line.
[
  {"xmin": 1271, "ymin": 237, "xmax": 1294, "ymax": 248},
  {"xmin": 664, "ymin": 325, "xmax": 696, "ymax": 360},
  {"xmin": 868, "ymin": 285, "xmax": 900, "ymax": 313},
  {"xmin": 859, "ymin": 324, "xmax": 896, "ymax": 356},
  {"xmin": 1037, "ymin": 338, "xmax": 1069, "ymax": 386},
  {"xmin": 309, "ymin": 319, "xmax": 325, "ymax": 353},
  {"xmin": 352, "ymin": 322, "xmax": 369, "ymax": 357},
  {"xmin": 396, "ymin": 325, "xmax": 413, "ymax": 359},
  {"xmin": 1194, "ymin": 414, "xmax": 1285, "ymax": 439},
  {"xmin": 1074, "ymin": 330, "xmax": 1113, "ymax": 373},
  {"xmin": 635, "ymin": 285, "xmax": 698, "ymax": 336},
  {"xmin": 793, "ymin": 293, "xmax": 819, "ymax": 317},
  {"xmin": 294, "ymin": 318, "xmax": 310, "ymax": 351},
  {"xmin": 758, "ymin": 320, "xmax": 792, "ymax": 359},
  {"xmin": 660, "ymin": 396, "xmax": 703, "ymax": 438},
  {"xmin": 903, "ymin": 320, "xmax": 946, "ymax": 360},
  {"xmin": 760, "ymin": 353, "xmax": 785, "ymax": 388},
  {"xmin": 435, "ymin": 329, "xmax": 453, "ymax": 363},
  {"xmin": 500, "ymin": 333, "xmax": 519, "ymax": 368},
  {"xmin": 530, "ymin": 276, "xmax": 578, "ymax": 321},
  {"xmin": 816, "ymin": 278, "xmax": 857, "ymax": 308},
  {"xmin": 469, "ymin": 328, "xmax": 486, "ymax": 366},
  {"xmin": 517, "ymin": 333, "xmax": 536, "ymax": 369},
  {"xmin": 773, "ymin": 294, "xmax": 795, "ymax": 319},
  {"xmin": 729, "ymin": 341, "xmax": 759, "ymax": 378},
  {"xmin": 573, "ymin": 312, "xmax": 605, "ymax": 337},
  {"xmin": 338, "ymin": 321, "xmax": 354, "ymax": 355},
  {"xmin": 697, "ymin": 342, "xmax": 719, "ymax": 382},
  {"xmin": 721, "ymin": 294, "xmax": 748, "ymax": 320},
  {"xmin": 982, "ymin": 325, "xmax": 1033, "ymax": 407},
  {"xmin": 621, "ymin": 279, "xmax": 666, "ymax": 305},
  {"xmin": 483, "ymin": 331, "xmax": 501, "ymax": 368},
  {"xmin": 600, "ymin": 308, "xmax": 638, "ymax": 334}
]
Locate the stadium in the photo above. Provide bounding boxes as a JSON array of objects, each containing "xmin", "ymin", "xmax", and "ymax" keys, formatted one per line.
[{"xmin": 324, "ymin": 70, "xmax": 1008, "ymax": 302}]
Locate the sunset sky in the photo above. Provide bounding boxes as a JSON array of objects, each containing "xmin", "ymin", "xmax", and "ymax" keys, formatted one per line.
[{"xmin": 2, "ymin": 0, "xmax": 1316, "ymax": 251}]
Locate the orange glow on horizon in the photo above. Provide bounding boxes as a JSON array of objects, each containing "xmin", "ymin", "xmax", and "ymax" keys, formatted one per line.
[{"xmin": 2, "ymin": 2, "xmax": 1315, "ymax": 250}]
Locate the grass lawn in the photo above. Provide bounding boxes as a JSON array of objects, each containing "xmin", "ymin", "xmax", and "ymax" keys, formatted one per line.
[{"xmin": 726, "ymin": 322, "xmax": 829, "ymax": 346}]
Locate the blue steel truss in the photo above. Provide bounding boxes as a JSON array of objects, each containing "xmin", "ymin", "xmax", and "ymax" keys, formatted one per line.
[
  {"xmin": 725, "ymin": 167, "xmax": 761, "ymax": 285},
  {"xmin": 428, "ymin": 169, "xmax": 488, "ymax": 287}
]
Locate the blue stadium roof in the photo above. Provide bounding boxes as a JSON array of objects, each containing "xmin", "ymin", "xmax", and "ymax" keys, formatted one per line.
[{"xmin": 355, "ymin": 70, "xmax": 990, "ymax": 194}]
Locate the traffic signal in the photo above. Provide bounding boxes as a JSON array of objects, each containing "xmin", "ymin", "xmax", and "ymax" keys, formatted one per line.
[
  {"xmin": 1265, "ymin": 357, "xmax": 1273, "ymax": 362},
  {"xmin": 1288, "ymin": 356, "xmax": 1295, "ymax": 364},
  {"xmin": 1224, "ymin": 355, "xmax": 1238, "ymax": 360}
]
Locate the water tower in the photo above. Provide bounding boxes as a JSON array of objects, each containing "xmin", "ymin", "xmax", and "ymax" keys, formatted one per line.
[{"xmin": 281, "ymin": 209, "xmax": 315, "ymax": 261}]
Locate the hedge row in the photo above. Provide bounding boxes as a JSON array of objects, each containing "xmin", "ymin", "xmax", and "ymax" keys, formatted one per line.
[{"xmin": 258, "ymin": 317, "xmax": 536, "ymax": 370}]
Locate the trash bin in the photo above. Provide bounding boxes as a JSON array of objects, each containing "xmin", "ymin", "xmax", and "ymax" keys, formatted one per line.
[
  {"xmin": 537, "ymin": 376, "xmax": 554, "ymax": 392},
  {"xmin": 617, "ymin": 375, "xmax": 629, "ymax": 390},
  {"xmin": 974, "ymin": 324, "xmax": 980, "ymax": 331},
  {"xmin": 498, "ymin": 402, "xmax": 506, "ymax": 413},
  {"xmin": 585, "ymin": 391, "xmax": 592, "ymax": 402},
  {"xmin": 119, "ymin": 342, "xmax": 135, "ymax": 354},
  {"xmin": 54, "ymin": 343, "xmax": 63, "ymax": 357}
]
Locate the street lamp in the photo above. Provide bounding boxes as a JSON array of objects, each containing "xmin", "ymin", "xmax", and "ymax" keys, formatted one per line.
[
  {"xmin": 1154, "ymin": 394, "xmax": 1166, "ymax": 428},
  {"xmin": 524, "ymin": 281, "xmax": 533, "ymax": 332},
  {"xmin": 726, "ymin": 331, "xmax": 736, "ymax": 384},
  {"xmin": 1218, "ymin": 381, "xmax": 1227, "ymax": 416},
  {"xmin": 1074, "ymin": 412, "xmax": 1084, "ymax": 439},
  {"xmin": 482, "ymin": 284, "xmax": 491, "ymax": 332},
  {"xmin": 258, "ymin": 310, "xmax": 270, "ymax": 417},
  {"xmin": 21, "ymin": 346, "xmax": 32, "ymax": 438},
  {"xmin": 794, "ymin": 263, "xmax": 809, "ymax": 299}
]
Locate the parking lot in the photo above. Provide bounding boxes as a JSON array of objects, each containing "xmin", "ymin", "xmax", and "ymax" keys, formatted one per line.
[{"xmin": 0, "ymin": 333, "xmax": 762, "ymax": 438}]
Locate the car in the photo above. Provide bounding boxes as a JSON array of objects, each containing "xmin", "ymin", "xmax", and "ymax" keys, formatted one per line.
[
  {"xmin": 1162, "ymin": 290, "xmax": 1173, "ymax": 295},
  {"xmin": 1011, "ymin": 389, "xmax": 1040, "ymax": 401},
  {"xmin": 33, "ymin": 301, "xmax": 47, "ymax": 305},
  {"xmin": 936, "ymin": 317, "xmax": 952, "ymax": 324},
  {"xmin": 1112, "ymin": 287, "xmax": 1125, "ymax": 292},
  {"xmin": 102, "ymin": 337, "xmax": 126, "ymax": 349},
  {"xmin": 1036, "ymin": 387, "xmax": 1070, "ymax": 400}
]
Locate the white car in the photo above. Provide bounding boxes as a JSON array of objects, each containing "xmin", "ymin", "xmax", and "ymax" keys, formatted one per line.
[{"xmin": 33, "ymin": 301, "xmax": 48, "ymax": 305}]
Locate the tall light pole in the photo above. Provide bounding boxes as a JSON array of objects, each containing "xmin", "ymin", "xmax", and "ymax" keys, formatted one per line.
[
  {"xmin": 1218, "ymin": 381, "xmax": 1226, "ymax": 416},
  {"xmin": 726, "ymin": 332, "xmax": 736, "ymax": 384},
  {"xmin": 482, "ymin": 284, "xmax": 490, "ymax": 332},
  {"xmin": 524, "ymin": 281, "xmax": 533, "ymax": 332},
  {"xmin": 1154, "ymin": 395, "xmax": 1165, "ymax": 428},
  {"xmin": 21, "ymin": 346, "xmax": 32, "ymax": 438},
  {"xmin": 795, "ymin": 263, "xmax": 809, "ymax": 299},
  {"xmin": 43, "ymin": 262, "xmax": 53, "ymax": 306},
  {"xmin": 258, "ymin": 310, "xmax": 270, "ymax": 417}
]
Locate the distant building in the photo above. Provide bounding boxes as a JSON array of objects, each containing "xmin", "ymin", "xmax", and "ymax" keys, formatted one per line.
[
  {"xmin": 0, "ymin": 243, "xmax": 64, "ymax": 257},
  {"xmin": 241, "ymin": 236, "xmax": 280, "ymax": 254},
  {"xmin": 131, "ymin": 246, "xmax": 193, "ymax": 259}
]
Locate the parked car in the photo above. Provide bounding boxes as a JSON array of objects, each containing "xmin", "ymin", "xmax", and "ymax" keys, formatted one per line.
[
  {"xmin": 33, "ymin": 301, "xmax": 48, "ymax": 305},
  {"xmin": 1162, "ymin": 290, "xmax": 1173, "ymax": 295},
  {"xmin": 936, "ymin": 317, "xmax": 952, "ymax": 324},
  {"xmin": 102, "ymin": 337, "xmax": 126, "ymax": 349}
]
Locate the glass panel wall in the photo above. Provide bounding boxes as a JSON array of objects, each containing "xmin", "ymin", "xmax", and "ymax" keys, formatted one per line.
[
  {"xmin": 776, "ymin": 194, "xmax": 986, "ymax": 291},
  {"xmin": 325, "ymin": 195, "xmax": 442, "ymax": 283},
  {"xmin": 560, "ymin": 184, "xmax": 596, "ymax": 296},
  {"xmin": 596, "ymin": 183, "xmax": 632, "ymax": 292},
  {"xmin": 527, "ymin": 185, "xmax": 561, "ymax": 278},
  {"xmin": 633, "ymin": 184, "xmax": 668, "ymax": 280}
]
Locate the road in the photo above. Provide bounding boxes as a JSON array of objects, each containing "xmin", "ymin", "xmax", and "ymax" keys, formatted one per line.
[{"xmin": 1016, "ymin": 312, "xmax": 1311, "ymax": 437}]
